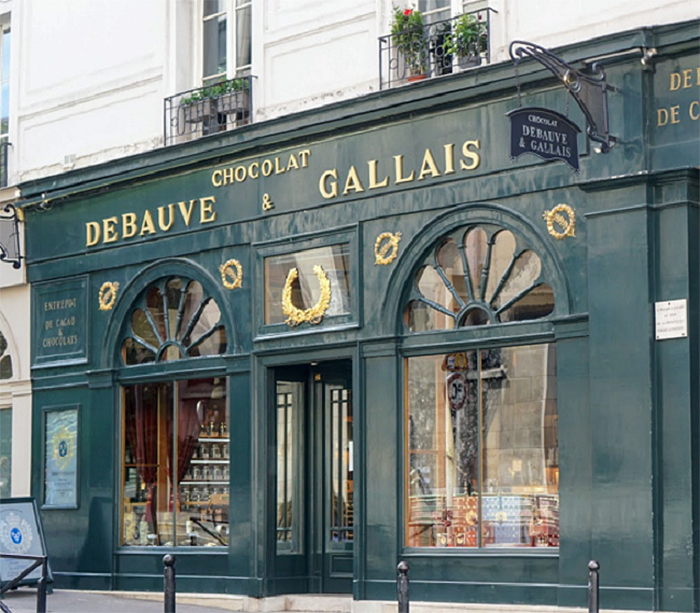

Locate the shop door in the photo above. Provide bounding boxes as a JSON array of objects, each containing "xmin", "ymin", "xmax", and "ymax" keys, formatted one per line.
[{"xmin": 273, "ymin": 361, "xmax": 353, "ymax": 594}]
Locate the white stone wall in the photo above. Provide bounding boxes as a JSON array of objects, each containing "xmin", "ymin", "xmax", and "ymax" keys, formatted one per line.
[
  {"xmin": 0, "ymin": 278, "xmax": 32, "ymax": 498},
  {"xmin": 12, "ymin": 0, "xmax": 698, "ymax": 182}
]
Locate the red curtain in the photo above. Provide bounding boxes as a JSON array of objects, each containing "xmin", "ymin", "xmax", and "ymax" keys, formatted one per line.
[
  {"xmin": 166, "ymin": 392, "xmax": 201, "ymax": 507},
  {"xmin": 125, "ymin": 385, "xmax": 159, "ymax": 524}
]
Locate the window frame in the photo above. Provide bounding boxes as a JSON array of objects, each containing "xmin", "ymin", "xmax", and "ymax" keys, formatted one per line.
[
  {"xmin": 399, "ymin": 219, "xmax": 561, "ymax": 555},
  {"xmin": 253, "ymin": 226, "xmax": 360, "ymax": 340},
  {"xmin": 198, "ymin": 0, "xmax": 251, "ymax": 87}
]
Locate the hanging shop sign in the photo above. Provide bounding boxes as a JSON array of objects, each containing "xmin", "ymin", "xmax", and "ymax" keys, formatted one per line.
[{"xmin": 507, "ymin": 107, "xmax": 581, "ymax": 171}]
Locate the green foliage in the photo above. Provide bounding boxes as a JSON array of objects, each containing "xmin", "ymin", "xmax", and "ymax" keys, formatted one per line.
[
  {"xmin": 445, "ymin": 13, "xmax": 488, "ymax": 58},
  {"xmin": 391, "ymin": 6, "xmax": 427, "ymax": 75},
  {"xmin": 179, "ymin": 78, "xmax": 249, "ymax": 107}
]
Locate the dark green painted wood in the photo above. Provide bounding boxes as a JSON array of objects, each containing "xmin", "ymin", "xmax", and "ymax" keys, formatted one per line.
[{"xmin": 23, "ymin": 20, "xmax": 700, "ymax": 610}]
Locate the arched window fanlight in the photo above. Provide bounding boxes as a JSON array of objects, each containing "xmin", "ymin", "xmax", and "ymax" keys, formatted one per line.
[
  {"xmin": 405, "ymin": 225, "xmax": 555, "ymax": 332},
  {"xmin": 122, "ymin": 277, "xmax": 227, "ymax": 365},
  {"xmin": 0, "ymin": 330, "xmax": 12, "ymax": 379}
]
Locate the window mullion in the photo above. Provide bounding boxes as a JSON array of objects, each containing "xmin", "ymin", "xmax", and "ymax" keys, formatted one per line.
[{"xmin": 476, "ymin": 348, "xmax": 483, "ymax": 548}]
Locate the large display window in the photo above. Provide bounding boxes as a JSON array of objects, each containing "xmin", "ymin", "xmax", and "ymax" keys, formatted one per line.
[
  {"xmin": 121, "ymin": 377, "xmax": 229, "ymax": 547},
  {"xmin": 403, "ymin": 223, "xmax": 559, "ymax": 548},
  {"xmin": 119, "ymin": 276, "xmax": 230, "ymax": 547},
  {"xmin": 406, "ymin": 345, "xmax": 558, "ymax": 548}
]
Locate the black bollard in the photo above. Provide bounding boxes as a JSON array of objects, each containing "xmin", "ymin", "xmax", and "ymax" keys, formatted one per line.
[
  {"xmin": 163, "ymin": 554, "xmax": 176, "ymax": 613},
  {"xmin": 588, "ymin": 560, "xmax": 600, "ymax": 613},
  {"xmin": 397, "ymin": 560, "xmax": 410, "ymax": 613}
]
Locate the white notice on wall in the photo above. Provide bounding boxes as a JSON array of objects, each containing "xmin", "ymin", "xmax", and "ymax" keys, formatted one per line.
[{"xmin": 655, "ymin": 299, "xmax": 688, "ymax": 340}]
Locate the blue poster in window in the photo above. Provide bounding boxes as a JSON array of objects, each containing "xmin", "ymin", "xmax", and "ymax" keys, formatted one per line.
[{"xmin": 44, "ymin": 407, "xmax": 79, "ymax": 508}]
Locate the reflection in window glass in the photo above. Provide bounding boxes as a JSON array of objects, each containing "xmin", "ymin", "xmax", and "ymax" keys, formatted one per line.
[
  {"xmin": 276, "ymin": 381, "xmax": 301, "ymax": 551},
  {"xmin": 264, "ymin": 244, "xmax": 351, "ymax": 325},
  {"xmin": 122, "ymin": 278, "xmax": 226, "ymax": 365},
  {"xmin": 406, "ymin": 344, "xmax": 558, "ymax": 548},
  {"xmin": 406, "ymin": 225, "xmax": 555, "ymax": 329},
  {"xmin": 122, "ymin": 377, "xmax": 229, "ymax": 547}
]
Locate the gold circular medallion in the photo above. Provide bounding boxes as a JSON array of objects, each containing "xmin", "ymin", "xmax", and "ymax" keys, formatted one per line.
[
  {"xmin": 98, "ymin": 282, "xmax": 119, "ymax": 311},
  {"xmin": 282, "ymin": 265, "xmax": 332, "ymax": 327},
  {"xmin": 219, "ymin": 259, "xmax": 243, "ymax": 290},
  {"xmin": 374, "ymin": 232, "xmax": 402, "ymax": 265},
  {"xmin": 543, "ymin": 204, "xmax": 576, "ymax": 240}
]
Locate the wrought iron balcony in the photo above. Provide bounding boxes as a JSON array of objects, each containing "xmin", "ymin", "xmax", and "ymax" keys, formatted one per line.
[
  {"xmin": 379, "ymin": 8, "xmax": 496, "ymax": 89},
  {"xmin": 164, "ymin": 76, "xmax": 252, "ymax": 146}
]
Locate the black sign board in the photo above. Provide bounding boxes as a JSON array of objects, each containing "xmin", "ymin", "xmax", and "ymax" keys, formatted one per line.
[{"xmin": 507, "ymin": 107, "xmax": 581, "ymax": 171}]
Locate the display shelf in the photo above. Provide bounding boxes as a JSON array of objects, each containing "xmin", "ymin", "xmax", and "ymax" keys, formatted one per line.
[
  {"xmin": 190, "ymin": 458, "xmax": 228, "ymax": 464},
  {"xmin": 180, "ymin": 480, "xmax": 228, "ymax": 486}
]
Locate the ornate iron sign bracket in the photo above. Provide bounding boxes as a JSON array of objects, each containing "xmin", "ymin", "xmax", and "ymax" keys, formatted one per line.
[
  {"xmin": 0, "ymin": 203, "xmax": 22, "ymax": 269},
  {"xmin": 510, "ymin": 40, "xmax": 616, "ymax": 153}
]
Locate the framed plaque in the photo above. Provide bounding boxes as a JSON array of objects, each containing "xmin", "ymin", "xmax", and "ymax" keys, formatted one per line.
[
  {"xmin": 43, "ymin": 405, "xmax": 80, "ymax": 509},
  {"xmin": 32, "ymin": 276, "xmax": 89, "ymax": 368},
  {"xmin": 0, "ymin": 497, "xmax": 53, "ymax": 587}
]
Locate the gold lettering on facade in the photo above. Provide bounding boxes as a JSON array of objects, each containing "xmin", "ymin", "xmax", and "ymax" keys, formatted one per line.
[
  {"xmin": 157, "ymin": 204, "xmax": 175, "ymax": 231},
  {"xmin": 177, "ymin": 200, "xmax": 196, "ymax": 226},
  {"xmin": 320, "ymin": 169, "xmax": 339, "ymax": 199},
  {"xmin": 103, "ymin": 216, "xmax": 119, "ymax": 243},
  {"xmin": 394, "ymin": 155, "xmax": 415, "ymax": 184},
  {"xmin": 368, "ymin": 160, "xmax": 390, "ymax": 189},
  {"xmin": 342, "ymin": 166, "xmax": 365, "ymax": 195},
  {"xmin": 211, "ymin": 149, "xmax": 312, "ymax": 187},
  {"xmin": 122, "ymin": 213, "xmax": 138, "ymax": 238},
  {"xmin": 86, "ymin": 197, "xmax": 219, "ymax": 247},
  {"xmin": 443, "ymin": 143, "xmax": 455, "ymax": 175},
  {"xmin": 140, "ymin": 210, "xmax": 156, "ymax": 235},
  {"xmin": 460, "ymin": 140, "xmax": 481, "ymax": 170},
  {"xmin": 418, "ymin": 148, "xmax": 441, "ymax": 180},
  {"xmin": 318, "ymin": 139, "xmax": 483, "ymax": 200},
  {"xmin": 86, "ymin": 221, "xmax": 100, "ymax": 246},
  {"xmin": 658, "ymin": 65, "xmax": 700, "ymax": 128},
  {"xmin": 200, "ymin": 197, "xmax": 217, "ymax": 223}
]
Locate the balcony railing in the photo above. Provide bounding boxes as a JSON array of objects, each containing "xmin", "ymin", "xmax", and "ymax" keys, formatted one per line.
[
  {"xmin": 0, "ymin": 139, "xmax": 9, "ymax": 188},
  {"xmin": 164, "ymin": 76, "xmax": 252, "ymax": 146},
  {"xmin": 379, "ymin": 8, "xmax": 496, "ymax": 89}
]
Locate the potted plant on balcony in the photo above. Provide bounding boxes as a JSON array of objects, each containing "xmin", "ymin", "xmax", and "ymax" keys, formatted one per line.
[
  {"xmin": 445, "ymin": 13, "xmax": 487, "ymax": 69},
  {"xmin": 391, "ymin": 6, "xmax": 427, "ymax": 81},
  {"xmin": 213, "ymin": 78, "xmax": 250, "ymax": 121},
  {"xmin": 179, "ymin": 90, "xmax": 214, "ymax": 124}
]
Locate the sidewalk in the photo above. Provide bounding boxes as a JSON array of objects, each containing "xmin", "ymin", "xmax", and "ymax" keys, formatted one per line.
[
  {"xmin": 0, "ymin": 589, "xmax": 353, "ymax": 613},
  {"xmin": 1, "ymin": 589, "xmax": 225, "ymax": 613}
]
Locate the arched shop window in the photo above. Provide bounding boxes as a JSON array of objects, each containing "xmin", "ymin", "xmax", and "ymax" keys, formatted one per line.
[
  {"xmin": 404, "ymin": 225, "xmax": 559, "ymax": 549},
  {"xmin": 119, "ymin": 277, "xmax": 230, "ymax": 548}
]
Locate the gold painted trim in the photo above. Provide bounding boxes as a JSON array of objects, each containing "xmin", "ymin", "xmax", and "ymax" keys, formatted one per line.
[
  {"xmin": 543, "ymin": 204, "xmax": 576, "ymax": 240},
  {"xmin": 98, "ymin": 282, "xmax": 119, "ymax": 311},
  {"xmin": 374, "ymin": 231, "xmax": 402, "ymax": 265},
  {"xmin": 282, "ymin": 265, "xmax": 331, "ymax": 327},
  {"xmin": 220, "ymin": 259, "xmax": 243, "ymax": 290}
]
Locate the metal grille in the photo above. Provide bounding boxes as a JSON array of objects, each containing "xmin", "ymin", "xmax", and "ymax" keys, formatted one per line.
[{"xmin": 163, "ymin": 76, "xmax": 252, "ymax": 146}]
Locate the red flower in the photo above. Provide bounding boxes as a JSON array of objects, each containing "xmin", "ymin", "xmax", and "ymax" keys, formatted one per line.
[{"xmin": 403, "ymin": 9, "xmax": 412, "ymax": 16}]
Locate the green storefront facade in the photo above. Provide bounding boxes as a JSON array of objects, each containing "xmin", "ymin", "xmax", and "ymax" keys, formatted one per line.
[{"xmin": 19, "ymin": 21, "xmax": 700, "ymax": 611}]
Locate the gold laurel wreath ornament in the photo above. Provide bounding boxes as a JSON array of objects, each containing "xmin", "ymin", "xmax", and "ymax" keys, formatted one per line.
[
  {"xmin": 282, "ymin": 265, "xmax": 332, "ymax": 327},
  {"xmin": 374, "ymin": 232, "xmax": 402, "ymax": 265},
  {"xmin": 98, "ymin": 282, "xmax": 119, "ymax": 311},
  {"xmin": 219, "ymin": 259, "xmax": 243, "ymax": 290},
  {"xmin": 543, "ymin": 204, "xmax": 576, "ymax": 240}
]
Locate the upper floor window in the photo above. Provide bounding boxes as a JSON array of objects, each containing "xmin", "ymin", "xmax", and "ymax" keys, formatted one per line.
[
  {"xmin": 0, "ymin": 16, "xmax": 10, "ymax": 188},
  {"xmin": 121, "ymin": 277, "xmax": 227, "ymax": 366},
  {"xmin": 405, "ymin": 225, "xmax": 554, "ymax": 332},
  {"xmin": 202, "ymin": 0, "xmax": 251, "ymax": 87}
]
